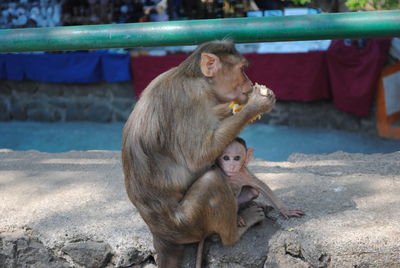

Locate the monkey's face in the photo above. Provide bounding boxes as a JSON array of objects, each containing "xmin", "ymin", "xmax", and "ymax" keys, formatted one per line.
[
  {"xmin": 218, "ymin": 141, "xmax": 247, "ymax": 177},
  {"xmin": 213, "ymin": 61, "xmax": 253, "ymax": 104}
]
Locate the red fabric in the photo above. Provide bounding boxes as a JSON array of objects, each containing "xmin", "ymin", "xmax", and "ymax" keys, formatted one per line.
[
  {"xmin": 245, "ymin": 52, "xmax": 330, "ymax": 101},
  {"xmin": 131, "ymin": 52, "xmax": 330, "ymax": 101},
  {"xmin": 327, "ymin": 39, "xmax": 391, "ymax": 117},
  {"xmin": 131, "ymin": 39, "xmax": 391, "ymax": 116},
  {"xmin": 131, "ymin": 54, "xmax": 188, "ymax": 98}
]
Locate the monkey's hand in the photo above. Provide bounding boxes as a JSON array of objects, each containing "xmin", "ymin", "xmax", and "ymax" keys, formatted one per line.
[
  {"xmin": 244, "ymin": 83, "xmax": 276, "ymax": 118},
  {"xmin": 213, "ymin": 103, "xmax": 233, "ymax": 120},
  {"xmin": 278, "ymin": 207, "xmax": 305, "ymax": 219},
  {"xmin": 237, "ymin": 216, "xmax": 246, "ymax": 227}
]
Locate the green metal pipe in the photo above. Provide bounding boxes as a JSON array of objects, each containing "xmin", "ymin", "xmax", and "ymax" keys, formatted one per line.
[{"xmin": 0, "ymin": 10, "xmax": 399, "ymax": 53}]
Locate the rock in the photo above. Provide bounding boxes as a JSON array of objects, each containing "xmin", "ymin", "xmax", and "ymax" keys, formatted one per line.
[
  {"xmin": 0, "ymin": 80, "xmax": 381, "ymax": 131},
  {"xmin": 107, "ymin": 82, "xmax": 135, "ymax": 98},
  {"xmin": 204, "ymin": 219, "xmax": 280, "ymax": 268},
  {"xmin": 54, "ymin": 108, "xmax": 66, "ymax": 121},
  {"xmin": 10, "ymin": 105, "xmax": 27, "ymax": 120},
  {"xmin": 113, "ymin": 108, "xmax": 130, "ymax": 122},
  {"xmin": 0, "ymin": 81, "xmax": 12, "ymax": 95},
  {"xmin": 112, "ymin": 97, "xmax": 135, "ymax": 112},
  {"xmin": 115, "ymin": 247, "xmax": 153, "ymax": 267},
  {"xmin": 84, "ymin": 101, "xmax": 113, "ymax": 122},
  {"xmin": 255, "ymin": 100, "xmax": 377, "ymax": 133},
  {"xmin": 0, "ymin": 96, "xmax": 11, "ymax": 121},
  {"xmin": 65, "ymin": 99, "xmax": 91, "ymax": 121},
  {"xmin": 27, "ymin": 108, "xmax": 54, "ymax": 121},
  {"xmin": 0, "ymin": 80, "xmax": 136, "ymax": 123},
  {"xmin": 143, "ymin": 264, "xmax": 157, "ymax": 268},
  {"xmin": 62, "ymin": 241, "xmax": 112, "ymax": 268},
  {"xmin": 264, "ymin": 233, "xmax": 309, "ymax": 268},
  {"xmin": 49, "ymin": 97, "xmax": 68, "ymax": 109},
  {"xmin": 18, "ymin": 98, "xmax": 60, "ymax": 122},
  {"xmin": 1, "ymin": 150, "xmax": 400, "ymax": 268},
  {"xmin": 0, "ymin": 232, "xmax": 70, "ymax": 268}
]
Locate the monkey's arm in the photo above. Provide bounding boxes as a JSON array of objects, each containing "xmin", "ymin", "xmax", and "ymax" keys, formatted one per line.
[
  {"xmin": 241, "ymin": 168, "xmax": 285, "ymax": 210},
  {"xmin": 241, "ymin": 168, "xmax": 305, "ymax": 219},
  {"xmin": 200, "ymin": 91, "xmax": 274, "ymax": 165},
  {"xmin": 195, "ymin": 109, "xmax": 260, "ymax": 169},
  {"xmin": 212, "ymin": 103, "xmax": 233, "ymax": 120}
]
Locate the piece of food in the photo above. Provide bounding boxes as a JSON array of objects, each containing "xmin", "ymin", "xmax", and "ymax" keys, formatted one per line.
[{"xmin": 254, "ymin": 82, "xmax": 271, "ymax": 96}]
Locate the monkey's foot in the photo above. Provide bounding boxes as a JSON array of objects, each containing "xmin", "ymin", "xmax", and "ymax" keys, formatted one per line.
[
  {"xmin": 254, "ymin": 202, "xmax": 276, "ymax": 221},
  {"xmin": 237, "ymin": 203, "xmax": 265, "ymax": 237}
]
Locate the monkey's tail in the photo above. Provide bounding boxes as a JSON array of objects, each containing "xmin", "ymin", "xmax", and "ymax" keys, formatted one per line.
[{"xmin": 196, "ymin": 239, "xmax": 205, "ymax": 268}]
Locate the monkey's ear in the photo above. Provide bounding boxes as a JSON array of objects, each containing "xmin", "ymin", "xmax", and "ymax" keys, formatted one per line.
[
  {"xmin": 245, "ymin": 148, "xmax": 254, "ymax": 166},
  {"xmin": 200, "ymin": 53, "xmax": 220, "ymax": 77}
]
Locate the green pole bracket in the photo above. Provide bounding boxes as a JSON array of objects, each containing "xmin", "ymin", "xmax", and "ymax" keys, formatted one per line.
[{"xmin": 0, "ymin": 10, "xmax": 399, "ymax": 52}]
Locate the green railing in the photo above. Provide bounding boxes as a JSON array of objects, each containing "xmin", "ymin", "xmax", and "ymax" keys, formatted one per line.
[{"xmin": 0, "ymin": 10, "xmax": 399, "ymax": 52}]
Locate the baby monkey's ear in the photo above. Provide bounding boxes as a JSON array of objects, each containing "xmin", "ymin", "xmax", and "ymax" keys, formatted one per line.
[{"xmin": 244, "ymin": 148, "xmax": 254, "ymax": 167}]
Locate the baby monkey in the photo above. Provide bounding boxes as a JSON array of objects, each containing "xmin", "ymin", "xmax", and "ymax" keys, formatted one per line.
[
  {"xmin": 196, "ymin": 137, "xmax": 305, "ymax": 268},
  {"xmin": 217, "ymin": 137, "xmax": 305, "ymax": 226}
]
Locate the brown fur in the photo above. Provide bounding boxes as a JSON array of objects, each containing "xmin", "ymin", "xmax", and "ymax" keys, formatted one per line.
[{"xmin": 122, "ymin": 40, "xmax": 274, "ymax": 267}]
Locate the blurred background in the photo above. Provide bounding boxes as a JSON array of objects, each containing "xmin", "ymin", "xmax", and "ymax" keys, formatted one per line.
[
  {"xmin": 0, "ymin": 0, "xmax": 400, "ymax": 161},
  {"xmin": 1, "ymin": 0, "xmax": 399, "ymax": 28}
]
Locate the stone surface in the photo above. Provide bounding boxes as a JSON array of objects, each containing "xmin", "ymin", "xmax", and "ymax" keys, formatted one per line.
[
  {"xmin": 260, "ymin": 100, "xmax": 377, "ymax": 135},
  {"xmin": 205, "ymin": 218, "xmax": 280, "ymax": 268},
  {"xmin": 61, "ymin": 241, "xmax": 112, "ymax": 268},
  {"xmin": 0, "ymin": 96, "xmax": 10, "ymax": 120},
  {"xmin": 0, "ymin": 80, "xmax": 135, "ymax": 123},
  {"xmin": 0, "ymin": 80, "xmax": 377, "ymax": 134},
  {"xmin": 1, "ymin": 150, "xmax": 399, "ymax": 267},
  {"xmin": 0, "ymin": 231, "xmax": 70, "ymax": 268},
  {"xmin": 83, "ymin": 101, "xmax": 113, "ymax": 122}
]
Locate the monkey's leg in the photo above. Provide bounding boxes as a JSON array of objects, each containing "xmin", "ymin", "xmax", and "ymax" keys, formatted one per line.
[
  {"xmin": 237, "ymin": 186, "xmax": 260, "ymax": 209},
  {"xmin": 153, "ymin": 235, "xmax": 184, "ymax": 268},
  {"xmin": 181, "ymin": 169, "xmax": 265, "ymax": 246}
]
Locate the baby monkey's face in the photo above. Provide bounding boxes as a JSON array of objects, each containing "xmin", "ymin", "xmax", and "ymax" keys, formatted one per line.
[{"xmin": 218, "ymin": 141, "xmax": 247, "ymax": 177}]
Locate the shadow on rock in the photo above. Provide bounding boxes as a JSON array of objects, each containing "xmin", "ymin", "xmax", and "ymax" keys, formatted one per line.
[{"xmin": 182, "ymin": 218, "xmax": 280, "ymax": 268}]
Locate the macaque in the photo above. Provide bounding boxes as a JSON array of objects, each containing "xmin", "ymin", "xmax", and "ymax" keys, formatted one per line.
[
  {"xmin": 122, "ymin": 40, "xmax": 275, "ymax": 268},
  {"xmin": 217, "ymin": 137, "xmax": 305, "ymax": 227}
]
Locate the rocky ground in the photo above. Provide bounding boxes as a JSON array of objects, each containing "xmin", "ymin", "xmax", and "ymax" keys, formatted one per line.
[{"xmin": 0, "ymin": 149, "xmax": 399, "ymax": 268}]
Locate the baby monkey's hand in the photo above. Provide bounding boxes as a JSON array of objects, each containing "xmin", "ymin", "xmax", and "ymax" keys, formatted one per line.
[{"xmin": 279, "ymin": 207, "xmax": 305, "ymax": 219}]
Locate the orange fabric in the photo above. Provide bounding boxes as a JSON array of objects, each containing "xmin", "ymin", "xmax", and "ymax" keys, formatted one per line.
[{"xmin": 376, "ymin": 61, "xmax": 400, "ymax": 139}]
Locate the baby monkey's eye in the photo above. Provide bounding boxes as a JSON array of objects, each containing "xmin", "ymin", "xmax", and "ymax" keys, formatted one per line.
[
  {"xmin": 234, "ymin": 156, "xmax": 241, "ymax": 161},
  {"xmin": 223, "ymin": 155, "xmax": 230, "ymax": 161}
]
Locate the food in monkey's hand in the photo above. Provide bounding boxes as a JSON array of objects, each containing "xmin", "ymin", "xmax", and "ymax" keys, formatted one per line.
[
  {"xmin": 256, "ymin": 83, "xmax": 271, "ymax": 96},
  {"xmin": 229, "ymin": 83, "xmax": 274, "ymax": 122}
]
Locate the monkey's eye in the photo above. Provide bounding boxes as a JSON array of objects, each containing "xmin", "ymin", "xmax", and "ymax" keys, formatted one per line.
[
  {"xmin": 234, "ymin": 156, "xmax": 241, "ymax": 161},
  {"xmin": 223, "ymin": 155, "xmax": 230, "ymax": 161}
]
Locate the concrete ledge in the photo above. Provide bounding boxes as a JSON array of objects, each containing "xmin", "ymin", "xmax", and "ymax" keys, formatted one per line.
[{"xmin": 0, "ymin": 150, "xmax": 399, "ymax": 267}]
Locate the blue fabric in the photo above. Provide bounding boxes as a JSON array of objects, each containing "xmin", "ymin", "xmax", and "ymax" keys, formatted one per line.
[{"xmin": 0, "ymin": 52, "xmax": 131, "ymax": 83}]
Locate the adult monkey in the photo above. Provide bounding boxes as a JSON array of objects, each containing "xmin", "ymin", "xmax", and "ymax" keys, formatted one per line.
[{"xmin": 122, "ymin": 40, "xmax": 275, "ymax": 267}]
